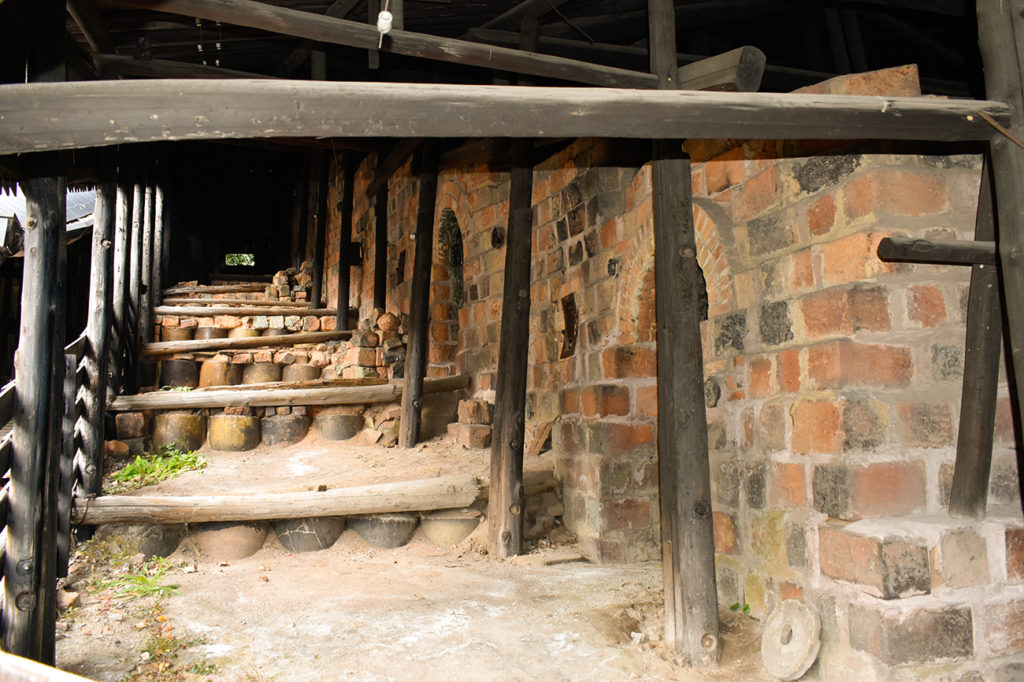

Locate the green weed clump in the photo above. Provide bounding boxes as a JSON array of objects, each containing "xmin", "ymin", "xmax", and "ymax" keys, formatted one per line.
[
  {"xmin": 105, "ymin": 445, "xmax": 206, "ymax": 494},
  {"xmin": 94, "ymin": 557, "xmax": 180, "ymax": 601}
]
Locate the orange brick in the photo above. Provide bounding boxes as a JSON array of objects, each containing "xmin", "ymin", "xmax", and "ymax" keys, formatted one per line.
[
  {"xmin": 591, "ymin": 422, "xmax": 654, "ymax": 454},
  {"xmin": 601, "ymin": 345, "xmax": 657, "ymax": 378},
  {"xmin": 877, "ymin": 171, "xmax": 949, "ymax": 216},
  {"xmin": 561, "ymin": 388, "xmax": 581, "ymax": 414},
  {"xmin": 749, "ymin": 356, "xmax": 772, "ymax": 398},
  {"xmin": 898, "ymin": 402, "xmax": 953, "ymax": 448},
  {"xmin": 808, "ymin": 194, "xmax": 837, "ymax": 235},
  {"xmin": 802, "ymin": 285, "xmax": 890, "ymax": 339},
  {"xmin": 733, "ymin": 166, "xmax": 780, "ymax": 220},
  {"xmin": 713, "ymin": 511, "xmax": 737, "ymax": 554},
  {"xmin": 850, "ymin": 461, "xmax": 926, "ymax": 517},
  {"xmin": 778, "ymin": 348, "xmax": 801, "ymax": 393},
  {"xmin": 808, "ymin": 340, "xmax": 912, "ymax": 389},
  {"xmin": 821, "ymin": 232, "xmax": 894, "ymax": 285},
  {"xmin": 843, "ymin": 173, "xmax": 877, "ymax": 220},
  {"xmin": 635, "ymin": 384, "xmax": 658, "ymax": 418},
  {"xmin": 791, "ymin": 400, "xmax": 842, "ymax": 454},
  {"xmin": 907, "ymin": 285, "xmax": 947, "ymax": 327},
  {"xmin": 791, "ymin": 250, "xmax": 814, "ymax": 291},
  {"xmin": 581, "ymin": 384, "xmax": 630, "ymax": 417},
  {"xmin": 773, "ymin": 462, "xmax": 806, "ymax": 506}
]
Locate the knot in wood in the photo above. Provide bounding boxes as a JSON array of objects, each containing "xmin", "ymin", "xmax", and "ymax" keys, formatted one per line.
[
  {"xmin": 15, "ymin": 592, "xmax": 34, "ymax": 611},
  {"xmin": 693, "ymin": 500, "xmax": 710, "ymax": 519},
  {"xmin": 16, "ymin": 559, "xmax": 33, "ymax": 575}
]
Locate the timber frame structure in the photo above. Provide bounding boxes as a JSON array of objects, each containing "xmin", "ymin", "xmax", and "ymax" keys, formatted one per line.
[{"xmin": 0, "ymin": 0, "xmax": 1023, "ymax": 673}]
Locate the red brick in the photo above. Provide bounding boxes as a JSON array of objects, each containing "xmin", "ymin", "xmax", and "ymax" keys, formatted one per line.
[
  {"xmin": 898, "ymin": 402, "xmax": 953, "ymax": 448},
  {"xmin": 818, "ymin": 524, "xmax": 930, "ymax": 599},
  {"xmin": 779, "ymin": 581, "xmax": 804, "ymax": 601},
  {"xmin": 850, "ymin": 602, "xmax": 972, "ymax": 666},
  {"xmin": 808, "ymin": 340, "xmax": 912, "ymax": 389},
  {"xmin": 877, "ymin": 171, "xmax": 949, "ymax": 216},
  {"xmin": 907, "ymin": 285, "xmax": 947, "ymax": 327},
  {"xmin": 802, "ymin": 285, "xmax": 890, "ymax": 339},
  {"xmin": 808, "ymin": 194, "xmax": 836, "ymax": 235},
  {"xmin": 590, "ymin": 423, "xmax": 654, "ymax": 455},
  {"xmin": 749, "ymin": 356, "xmax": 772, "ymax": 398},
  {"xmin": 601, "ymin": 345, "xmax": 657, "ymax": 378},
  {"xmin": 791, "ymin": 250, "xmax": 814, "ymax": 291},
  {"xmin": 773, "ymin": 462, "xmax": 806, "ymax": 506},
  {"xmin": 713, "ymin": 511, "xmax": 737, "ymax": 554},
  {"xmin": 1006, "ymin": 528, "xmax": 1024, "ymax": 580},
  {"xmin": 604, "ymin": 498, "xmax": 652, "ymax": 531},
  {"xmin": 561, "ymin": 388, "xmax": 580, "ymax": 414},
  {"xmin": 581, "ymin": 384, "xmax": 630, "ymax": 417},
  {"xmin": 820, "ymin": 232, "xmax": 894, "ymax": 285},
  {"xmin": 850, "ymin": 461, "xmax": 926, "ymax": 517},
  {"xmin": 984, "ymin": 598, "xmax": 1024, "ymax": 656},
  {"xmin": 457, "ymin": 399, "xmax": 493, "ymax": 425},
  {"xmin": 104, "ymin": 439, "xmax": 130, "ymax": 459},
  {"xmin": 778, "ymin": 348, "xmax": 801, "ymax": 393},
  {"xmin": 343, "ymin": 346, "xmax": 377, "ymax": 367},
  {"xmin": 448, "ymin": 423, "xmax": 491, "ymax": 449},
  {"xmin": 635, "ymin": 384, "xmax": 658, "ymax": 418},
  {"xmin": 319, "ymin": 316, "xmax": 337, "ymax": 331},
  {"xmin": 733, "ymin": 166, "xmax": 780, "ymax": 220},
  {"xmin": 844, "ymin": 174, "xmax": 877, "ymax": 220},
  {"xmin": 115, "ymin": 412, "xmax": 147, "ymax": 440},
  {"xmin": 791, "ymin": 400, "xmax": 842, "ymax": 454}
]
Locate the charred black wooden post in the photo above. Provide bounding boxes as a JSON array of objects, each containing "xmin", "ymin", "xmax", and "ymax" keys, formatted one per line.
[
  {"xmin": 309, "ymin": 151, "xmax": 329, "ymax": 309},
  {"xmin": 977, "ymin": 0, "xmax": 1024, "ymax": 516},
  {"xmin": 290, "ymin": 174, "xmax": 309, "ymax": 271},
  {"xmin": 80, "ymin": 150, "xmax": 117, "ymax": 516},
  {"xmin": 373, "ymin": 183, "xmax": 388, "ymax": 311},
  {"xmin": 3, "ymin": 177, "xmax": 67, "ymax": 662},
  {"xmin": 336, "ymin": 156, "xmax": 356, "ymax": 331},
  {"xmin": 487, "ymin": 139, "xmax": 534, "ymax": 559},
  {"xmin": 126, "ymin": 153, "xmax": 146, "ymax": 392},
  {"xmin": 152, "ymin": 175, "xmax": 166, "ymax": 307},
  {"xmin": 649, "ymin": 0, "xmax": 719, "ymax": 666},
  {"xmin": 109, "ymin": 155, "xmax": 134, "ymax": 397},
  {"xmin": 399, "ymin": 142, "xmax": 440, "ymax": 448},
  {"xmin": 137, "ymin": 178, "xmax": 155, "ymax": 387},
  {"xmin": 52, "ymin": 349, "xmax": 77, "ymax": 591}
]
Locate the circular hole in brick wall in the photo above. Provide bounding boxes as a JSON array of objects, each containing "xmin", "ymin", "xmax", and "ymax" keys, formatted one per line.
[{"xmin": 490, "ymin": 227, "xmax": 505, "ymax": 249}]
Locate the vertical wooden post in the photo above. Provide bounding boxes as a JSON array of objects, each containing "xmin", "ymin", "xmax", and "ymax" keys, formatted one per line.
[
  {"xmin": 399, "ymin": 142, "xmax": 440, "ymax": 448},
  {"xmin": 139, "ymin": 181, "xmax": 155, "ymax": 346},
  {"xmin": 487, "ymin": 139, "xmax": 534, "ymax": 559},
  {"xmin": 290, "ymin": 173, "xmax": 309, "ymax": 272},
  {"xmin": 373, "ymin": 183, "xmax": 388, "ymax": 311},
  {"xmin": 949, "ymin": 159, "xmax": 1001, "ymax": 518},
  {"xmin": 152, "ymin": 174, "xmax": 166, "ymax": 308},
  {"xmin": 3, "ymin": 176, "xmax": 66, "ymax": 662},
  {"xmin": 977, "ymin": 0, "xmax": 1024, "ymax": 516},
  {"xmin": 649, "ymin": 0, "xmax": 719, "ymax": 666},
  {"xmin": 109, "ymin": 153, "xmax": 134, "ymax": 397},
  {"xmin": 309, "ymin": 151, "xmax": 329, "ymax": 309},
  {"xmin": 336, "ymin": 156, "xmax": 357, "ymax": 331},
  {"xmin": 367, "ymin": 0, "xmax": 380, "ymax": 69},
  {"xmin": 126, "ymin": 153, "xmax": 146, "ymax": 392},
  {"xmin": 79, "ymin": 149, "xmax": 116, "ymax": 509}
]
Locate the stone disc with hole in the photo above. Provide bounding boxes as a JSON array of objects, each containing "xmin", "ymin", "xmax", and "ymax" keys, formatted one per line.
[
  {"xmin": 314, "ymin": 413, "xmax": 364, "ymax": 441},
  {"xmin": 243, "ymin": 362, "xmax": 282, "ymax": 384},
  {"xmin": 189, "ymin": 521, "xmax": 269, "ymax": 560},
  {"xmin": 207, "ymin": 414, "xmax": 260, "ymax": 451},
  {"xmin": 261, "ymin": 414, "xmax": 310, "ymax": 446},
  {"xmin": 282, "ymin": 363, "xmax": 321, "ymax": 383},
  {"xmin": 199, "ymin": 360, "xmax": 243, "ymax": 388},
  {"xmin": 151, "ymin": 411, "xmax": 206, "ymax": 452},
  {"xmin": 273, "ymin": 517, "xmax": 346, "ymax": 553},
  {"xmin": 158, "ymin": 359, "xmax": 200, "ymax": 388},
  {"xmin": 348, "ymin": 514, "xmax": 418, "ymax": 548},
  {"xmin": 761, "ymin": 599, "xmax": 821, "ymax": 681},
  {"xmin": 194, "ymin": 327, "xmax": 228, "ymax": 340}
]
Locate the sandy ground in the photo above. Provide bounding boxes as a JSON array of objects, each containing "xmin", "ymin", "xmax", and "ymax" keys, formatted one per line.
[{"xmin": 55, "ymin": 430, "xmax": 769, "ymax": 681}]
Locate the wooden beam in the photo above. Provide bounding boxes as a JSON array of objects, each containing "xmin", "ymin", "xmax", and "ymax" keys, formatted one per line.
[
  {"xmin": 143, "ymin": 329, "xmax": 351, "ymax": 356},
  {"xmin": 309, "ymin": 151, "xmax": 328, "ymax": 308},
  {"xmin": 72, "ymin": 474, "xmax": 482, "ymax": 525},
  {"xmin": 488, "ymin": 139, "xmax": 534, "ymax": 559},
  {"xmin": 399, "ymin": 142, "xmax": 440, "ymax": 448},
  {"xmin": 676, "ymin": 46, "xmax": 766, "ymax": 92},
  {"xmin": 977, "ymin": 0, "xmax": 1024, "ymax": 519},
  {"xmin": 108, "ymin": 154, "xmax": 133, "ymax": 397},
  {"xmin": 160, "ymin": 298, "xmax": 310, "ymax": 307},
  {"xmin": 480, "ymin": 0, "xmax": 573, "ymax": 30},
  {"xmin": 366, "ymin": 138, "xmax": 423, "ymax": 198},
  {"xmin": 949, "ymin": 158, "xmax": 1001, "ymax": 519},
  {"xmin": 153, "ymin": 305, "xmax": 333, "ymax": 316},
  {"xmin": 649, "ymin": 0, "xmax": 719, "ymax": 667},
  {"xmin": 94, "ymin": 54, "xmax": 275, "ymax": 80},
  {"xmin": 278, "ymin": 0, "xmax": 360, "ymax": 77},
  {"xmin": 876, "ymin": 237, "xmax": 997, "ymax": 266},
  {"xmin": 110, "ymin": 374, "xmax": 469, "ymax": 411},
  {"xmin": 163, "ymin": 282, "xmax": 267, "ymax": 295},
  {"xmin": 107, "ymin": 0, "xmax": 657, "ymax": 88},
  {"xmin": 66, "ymin": 0, "xmax": 116, "ymax": 55},
  {"xmin": 0, "ymin": 80, "xmax": 1006, "ymax": 155},
  {"xmin": 336, "ymin": 156, "xmax": 356, "ymax": 331}
]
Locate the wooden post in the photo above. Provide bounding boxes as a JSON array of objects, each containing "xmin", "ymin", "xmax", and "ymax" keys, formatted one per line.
[
  {"xmin": 3, "ymin": 176, "xmax": 66, "ymax": 662},
  {"xmin": 309, "ymin": 151, "xmax": 328, "ymax": 309},
  {"xmin": 290, "ymin": 173, "xmax": 308, "ymax": 271},
  {"xmin": 137, "ymin": 178, "xmax": 155, "ymax": 384},
  {"xmin": 152, "ymin": 174, "xmax": 166, "ymax": 308},
  {"xmin": 649, "ymin": 0, "xmax": 719, "ymax": 667},
  {"xmin": 336, "ymin": 156, "xmax": 356, "ymax": 331},
  {"xmin": 79, "ymin": 149, "xmax": 117, "ymax": 513},
  {"xmin": 487, "ymin": 139, "xmax": 534, "ymax": 559},
  {"xmin": 977, "ymin": 0, "xmax": 1024, "ymax": 517},
  {"xmin": 109, "ymin": 154, "xmax": 134, "ymax": 397},
  {"xmin": 399, "ymin": 142, "xmax": 440, "ymax": 448},
  {"xmin": 126, "ymin": 153, "xmax": 146, "ymax": 392},
  {"xmin": 373, "ymin": 183, "xmax": 388, "ymax": 311}
]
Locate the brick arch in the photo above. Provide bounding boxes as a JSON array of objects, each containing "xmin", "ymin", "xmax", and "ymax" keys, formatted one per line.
[{"xmin": 615, "ymin": 202, "xmax": 734, "ymax": 346}]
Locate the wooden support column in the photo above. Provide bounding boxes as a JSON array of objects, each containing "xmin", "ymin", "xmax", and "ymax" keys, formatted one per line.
[
  {"xmin": 487, "ymin": 139, "xmax": 534, "ymax": 559},
  {"xmin": 977, "ymin": 0, "xmax": 1024, "ymax": 516},
  {"xmin": 126, "ymin": 154, "xmax": 146, "ymax": 392},
  {"xmin": 152, "ymin": 176, "xmax": 166, "ymax": 308},
  {"xmin": 79, "ymin": 150, "xmax": 116, "ymax": 512},
  {"xmin": 3, "ymin": 176, "xmax": 67, "ymax": 662},
  {"xmin": 373, "ymin": 183, "xmax": 388, "ymax": 311},
  {"xmin": 290, "ymin": 173, "xmax": 309, "ymax": 271},
  {"xmin": 108, "ymin": 155, "xmax": 133, "ymax": 397},
  {"xmin": 399, "ymin": 142, "xmax": 440, "ymax": 448},
  {"xmin": 336, "ymin": 157, "xmax": 356, "ymax": 331},
  {"xmin": 309, "ymin": 151, "xmax": 329, "ymax": 309},
  {"xmin": 136, "ymin": 178, "xmax": 155, "ymax": 388},
  {"xmin": 649, "ymin": 0, "xmax": 719, "ymax": 667}
]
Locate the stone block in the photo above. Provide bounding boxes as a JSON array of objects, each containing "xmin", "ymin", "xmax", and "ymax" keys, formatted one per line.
[
  {"xmin": 849, "ymin": 601, "xmax": 973, "ymax": 666},
  {"xmin": 713, "ymin": 511, "xmax": 737, "ymax": 554},
  {"xmin": 983, "ymin": 598, "xmax": 1024, "ymax": 656},
  {"xmin": 115, "ymin": 411, "xmax": 146, "ymax": 440},
  {"xmin": 818, "ymin": 524, "xmax": 930, "ymax": 599},
  {"xmin": 457, "ymin": 399, "xmax": 492, "ymax": 425},
  {"xmin": 938, "ymin": 529, "xmax": 990, "ymax": 589},
  {"xmin": 448, "ymin": 423, "xmax": 491, "ymax": 449},
  {"xmin": 1007, "ymin": 528, "xmax": 1024, "ymax": 580}
]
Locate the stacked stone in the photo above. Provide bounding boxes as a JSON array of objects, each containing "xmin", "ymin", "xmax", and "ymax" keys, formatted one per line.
[
  {"xmin": 322, "ymin": 310, "xmax": 407, "ymax": 380},
  {"xmin": 265, "ymin": 260, "xmax": 313, "ymax": 302},
  {"xmin": 448, "ymin": 399, "xmax": 492, "ymax": 448}
]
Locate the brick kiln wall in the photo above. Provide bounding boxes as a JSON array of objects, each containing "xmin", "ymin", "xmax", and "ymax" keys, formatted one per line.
[{"xmin": 322, "ymin": 65, "xmax": 1024, "ymax": 676}]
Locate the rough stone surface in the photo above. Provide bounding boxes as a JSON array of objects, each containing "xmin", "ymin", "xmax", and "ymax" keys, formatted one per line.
[
  {"xmin": 273, "ymin": 517, "xmax": 345, "ymax": 553},
  {"xmin": 189, "ymin": 521, "xmax": 269, "ymax": 561},
  {"xmin": 849, "ymin": 602, "xmax": 973, "ymax": 666}
]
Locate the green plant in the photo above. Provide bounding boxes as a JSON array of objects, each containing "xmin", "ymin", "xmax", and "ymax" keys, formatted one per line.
[
  {"xmin": 730, "ymin": 602, "xmax": 751, "ymax": 615},
  {"xmin": 95, "ymin": 557, "xmax": 180, "ymax": 601},
  {"xmin": 189, "ymin": 661, "xmax": 219, "ymax": 675},
  {"xmin": 105, "ymin": 445, "xmax": 206, "ymax": 494}
]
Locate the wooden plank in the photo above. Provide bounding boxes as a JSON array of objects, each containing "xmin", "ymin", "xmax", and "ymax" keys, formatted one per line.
[
  {"xmin": 366, "ymin": 138, "xmax": 423, "ymax": 197},
  {"xmin": 153, "ymin": 305, "xmax": 333, "ymax": 317},
  {"xmin": 479, "ymin": 0, "xmax": 572, "ymax": 30},
  {"xmin": 143, "ymin": 330, "xmax": 352, "ymax": 356},
  {"xmin": 649, "ymin": 0, "xmax": 719, "ymax": 667},
  {"xmin": 0, "ymin": 80, "xmax": 1007, "ymax": 155},
  {"xmin": 0, "ymin": 380, "xmax": 13, "ymax": 427},
  {"xmin": 876, "ymin": 237, "xmax": 996, "ymax": 266},
  {"xmin": 73, "ymin": 474, "xmax": 483, "ymax": 525},
  {"xmin": 336, "ymin": 156, "xmax": 357, "ymax": 331},
  {"xmin": 0, "ymin": 437, "xmax": 10, "ymax": 481},
  {"xmin": 160, "ymin": 298, "xmax": 310, "ymax": 307},
  {"xmin": 108, "ymin": 0, "xmax": 657, "ymax": 88},
  {"xmin": 676, "ymin": 46, "xmax": 766, "ymax": 92},
  {"xmin": 94, "ymin": 54, "xmax": 276, "ymax": 80},
  {"xmin": 399, "ymin": 142, "xmax": 440, "ymax": 448},
  {"xmin": 163, "ymin": 282, "xmax": 268, "ymax": 295},
  {"xmin": 278, "ymin": 0, "xmax": 361, "ymax": 76},
  {"xmin": 108, "ymin": 374, "xmax": 469, "ymax": 412},
  {"xmin": 488, "ymin": 138, "xmax": 534, "ymax": 559},
  {"xmin": 977, "ymin": 0, "xmax": 1024, "ymax": 519},
  {"xmin": 949, "ymin": 159, "xmax": 1001, "ymax": 519}
]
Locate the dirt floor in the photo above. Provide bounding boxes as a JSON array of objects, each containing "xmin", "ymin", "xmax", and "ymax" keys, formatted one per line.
[{"xmin": 54, "ymin": 428, "xmax": 770, "ymax": 681}]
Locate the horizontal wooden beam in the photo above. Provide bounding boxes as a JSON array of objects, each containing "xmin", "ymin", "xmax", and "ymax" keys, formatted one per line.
[
  {"xmin": 108, "ymin": 0, "xmax": 657, "ymax": 88},
  {"xmin": 94, "ymin": 54, "xmax": 277, "ymax": 80},
  {"xmin": 73, "ymin": 474, "xmax": 483, "ymax": 525},
  {"xmin": 154, "ymin": 305, "xmax": 333, "ymax": 317},
  {"xmin": 164, "ymin": 282, "xmax": 268, "ymax": 295},
  {"xmin": 109, "ymin": 374, "xmax": 470, "ymax": 410},
  {"xmin": 143, "ymin": 329, "xmax": 351, "ymax": 356},
  {"xmin": 0, "ymin": 80, "xmax": 1007, "ymax": 155},
  {"xmin": 676, "ymin": 46, "xmax": 766, "ymax": 92},
  {"xmin": 160, "ymin": 297, "xmax": 310, "ymax": 307},
  {"xmin": 278, "ymin": 0, "xmax": 361, "ymax": 76},
  {"xmin": 877, "ymin": 236, "xmax": 997, "ymax": 265},
  {"xmin": 479, "ymin": 0, "xmax": 573, "ymax": 30}
]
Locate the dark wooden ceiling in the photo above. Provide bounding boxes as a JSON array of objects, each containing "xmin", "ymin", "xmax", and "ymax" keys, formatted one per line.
[{"xmin": 40, "ymin": 0, "xmax": 984, "ymax": 96}]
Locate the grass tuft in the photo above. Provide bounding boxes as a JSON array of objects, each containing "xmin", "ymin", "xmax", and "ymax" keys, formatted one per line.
[{"xmin": 104, "ymin": 445, "xmax": 206, "ymax": 494}]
